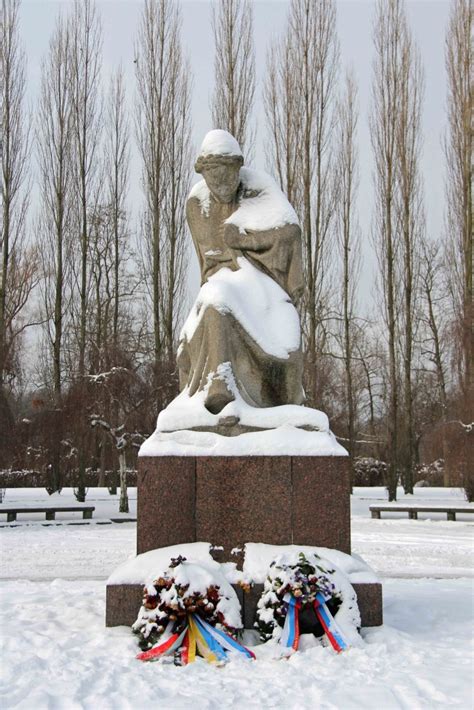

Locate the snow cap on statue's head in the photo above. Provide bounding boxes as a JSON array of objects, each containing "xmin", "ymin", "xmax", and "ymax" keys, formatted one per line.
[{"xmin": 195, "ymin": 129, "xmax": 244, "ymax": 173}]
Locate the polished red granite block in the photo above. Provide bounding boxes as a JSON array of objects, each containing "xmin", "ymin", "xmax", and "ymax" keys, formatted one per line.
[
  {"xmin": 353, "ymin": 583, "xmax": 383, "ymax": 627},
  {"xmin": 106, "ymin": 584, "xmax": 143, "ymax": 628},
  {"xmin": 137, "ymin": 457, "xmax": 195, "ymax": 554},
  {"xmin": 137, "ymin": 455, "xmax": 351, "ymax": 557},
  {"xmin": 292, "ymin": 457, "xmax": 351, "ymax": 553},
  {"xmin": 195, "ymin": 456, "xmax": 292, "ymax": 559}
]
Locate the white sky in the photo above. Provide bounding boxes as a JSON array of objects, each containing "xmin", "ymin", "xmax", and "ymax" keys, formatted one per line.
[{"xmin": 20, "ymin": 0, "xmax": 451, "ymax": 307}]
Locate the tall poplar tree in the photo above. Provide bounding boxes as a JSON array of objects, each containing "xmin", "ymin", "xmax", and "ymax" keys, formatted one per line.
[
  {"xmin": 264, "ymin": 0, "xmax": 339, "ymax": 407},
  {"xmin": 0, "ymin": 0, "xmax": 31, "ymax": 460},
  {"xmin": 135, "ymin": 0, "xmax": 192, "ymax": 374},
  {"xmin": 444, "ymin": 0, "xmax": 472, "ymax": 404}
]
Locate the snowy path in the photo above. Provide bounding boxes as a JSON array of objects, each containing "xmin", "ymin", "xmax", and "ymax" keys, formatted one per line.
[{"xmin": 353, "ymin": 517, "xmax": 474, "ymax": 578}]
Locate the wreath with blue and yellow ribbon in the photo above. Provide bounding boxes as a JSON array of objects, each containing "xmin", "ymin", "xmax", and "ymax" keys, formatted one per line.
[{"xmin": 133, "ymin": 556, "xmax": 254, "ymax": 665}]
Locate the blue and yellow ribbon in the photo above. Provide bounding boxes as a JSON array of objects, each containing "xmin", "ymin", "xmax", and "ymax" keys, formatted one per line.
[{"xmin": 137, "ymin": 613, "xmax": 255, "ymax": 665}]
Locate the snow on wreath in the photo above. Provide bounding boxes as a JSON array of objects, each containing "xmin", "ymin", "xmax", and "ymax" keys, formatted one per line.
[
  {"xmin": 132, "ymin": 556, "xmax": 254, "ymax": 665},
  {"xmin": 256, "ymin": 551, "xmax": 361, "ymax": 655}
]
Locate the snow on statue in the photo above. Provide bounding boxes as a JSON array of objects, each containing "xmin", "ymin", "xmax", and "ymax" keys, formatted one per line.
[{"xmin": 140, "ymin": 130, "xmax": 346, "ymax": 456}]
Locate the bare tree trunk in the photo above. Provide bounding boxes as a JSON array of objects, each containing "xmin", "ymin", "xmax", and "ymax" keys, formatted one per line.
[
  {"xmin": 336, "ymin": 70, "xmax": 361, "ymax": 485},
  {"xmin": 118, "ymin": 450, "xmax": 129, "ymax": 513},
  {"xmin": 98, "ymin": 435, "xmax": 106, "ymax": 488},
  {"xmin": 444, "ymin": 0, "xmax": 473, "ymax": 407},
  {"xmin": 211, "ymin": 0, "xmax": 255, "ymax": 158}
]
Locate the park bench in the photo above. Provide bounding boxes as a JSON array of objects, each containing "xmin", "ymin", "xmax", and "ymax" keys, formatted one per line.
[
  {"xmin": 0, "ymin": 506, "xmax": 95, "ymax": 522},
  {"xmin": 369, "ymin": 504, "xmax": 474, "ymax": 522}
]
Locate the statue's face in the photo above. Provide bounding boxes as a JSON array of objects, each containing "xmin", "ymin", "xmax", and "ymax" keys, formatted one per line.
[{"xmin": 201, "ymin": 162, "xmax": 241, "ymax": 203}]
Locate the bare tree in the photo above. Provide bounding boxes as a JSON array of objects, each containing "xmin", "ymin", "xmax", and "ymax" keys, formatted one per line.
[
  {"xmin": 370, "ymin": 0, "xmax": 404, "ymax": 501},
  {"xmin": 85, "ymin": 68, "xmax": 132, "ymax": 489},
  {"xmin": 356, "ymin": 330, "xmax": 387, "ymax": 461},
  {"xmin": 91, "ymin": 416, "xmax": 143, "ymax": 513},
  {"xmin": 335, "ymin": 69, "xmax": 361, "ymax": 479},
  {"xmin": 370, "ymin": 0, "xmax": 425, "ymax": 497},
  {"xmin": 88, "ymin": 69, "xmax": 134, "ymax": 488},
  {"xmin": 0, "ymin": 0, "xmax": 32, "ymax": 459},
  {"xmin": 68, "ymin": 0, "xmax": 102, "ymax": 501},
  {"xmin": 370, "ymin": 0, "xmax": 428, "ymax": 498},
  {"xmin": 395, "ymin": 14, "xmax": 425, "ymax": 494},
  {"xmin": 264, "ymin": 0, "xmax": 339, "ymax": 406},
  {"xmin": 37, "ymin": 12, "xmax": 75, "ymax": 492},
  {"xmin": 89, "ymin": 367, "xmax": 146, "ymax": 513},
  {"xmin": 68, "ymin": 0, "xmax": 102, "ymax": 379},
  {"xmin": 211, "ymin": 0, "xmax": 255, "ymax": 157},
  {"xmin": 444, "ymin": 0, "xmax": 472, "ymax": 404},
  {"xmin": 135, "ymin": 0, "xmax": 192, "ymax": 367}
]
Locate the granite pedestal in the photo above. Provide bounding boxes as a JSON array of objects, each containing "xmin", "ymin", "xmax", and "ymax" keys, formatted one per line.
[
  {"xmin": 106, "ymin": 454, "xmax": 383, "ymax": 629},
  {"xmin": 137, "ymin": 455, "xmax": 351, "ymax": 560}
]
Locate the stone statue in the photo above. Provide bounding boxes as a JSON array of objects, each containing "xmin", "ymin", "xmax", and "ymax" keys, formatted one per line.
[
  {"xmin": 178, "ymin": 130, "xmax": 304, "ymax": 418},
  {"xmin": 141, "ymin": 129, "xmax": 344, "ymax": 454}
]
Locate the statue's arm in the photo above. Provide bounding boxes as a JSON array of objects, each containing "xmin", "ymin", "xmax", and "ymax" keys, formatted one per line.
[
  {"xmin": 224, "ymin": 221, "xmax": 303, "ymax": 302},
  {"xmin": 223, "ymin": 222, "xmax": 300, "ymax": 252}
]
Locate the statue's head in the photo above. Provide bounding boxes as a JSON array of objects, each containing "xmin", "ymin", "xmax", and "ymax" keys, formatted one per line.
[{"xmin": 195, "ymin": 130, "xmax": 244, "ymax": 203}]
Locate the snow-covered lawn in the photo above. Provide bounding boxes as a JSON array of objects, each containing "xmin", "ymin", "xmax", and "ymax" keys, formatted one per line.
[{"xmin": 1, "ymin": 487, "xmax": 473, "ymax": 708}]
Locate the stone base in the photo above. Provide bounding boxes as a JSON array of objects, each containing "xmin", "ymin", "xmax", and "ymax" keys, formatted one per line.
[
  {"xmin": 107, "ymin": 454, "xmax": 382, "ymax": 632},
  {"xmin": 137, "ymin": 455, "xmax": 351, "ymax": 558},
  {"xmin": 106, "ymin": 581, "xmax": 383, "ymax": 629}
]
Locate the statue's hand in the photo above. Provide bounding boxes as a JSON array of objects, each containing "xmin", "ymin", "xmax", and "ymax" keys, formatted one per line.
[{"xmin": 223, "ymin": 222, "xmax": 244, "ymax": 249}]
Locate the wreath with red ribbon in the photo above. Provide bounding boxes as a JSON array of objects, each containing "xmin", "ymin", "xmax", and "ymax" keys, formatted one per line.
[
  {"xmin": 256, "ymin": 552, "xmax": 352, "ymax": 653},
  {"xmin": 132, "ymin": 556, "xmax": 254, "ymax": 664}
]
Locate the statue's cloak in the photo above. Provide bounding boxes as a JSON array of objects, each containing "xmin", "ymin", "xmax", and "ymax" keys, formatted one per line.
[{"xmin": 177, "ymin": 168, "xmax": 305, "ymax": 416}]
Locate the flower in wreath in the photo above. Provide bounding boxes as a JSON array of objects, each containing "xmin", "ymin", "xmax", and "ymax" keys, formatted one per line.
[
  {"xmin": 132, "ymin": 556, "xmax": 254, "ymax": 664},
  {"xmin": 256, "ymin": 551, "xmax": 360, "ymax": 654}
]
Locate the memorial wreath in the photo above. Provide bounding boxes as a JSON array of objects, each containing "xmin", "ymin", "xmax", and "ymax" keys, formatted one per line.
[
  {"xmin": 256, "ymin": 551, "xmax": 357, "ymax": 654},
  {"xmin": 133, "ymin": 556, "xmax": 254, "ymax": 664}
]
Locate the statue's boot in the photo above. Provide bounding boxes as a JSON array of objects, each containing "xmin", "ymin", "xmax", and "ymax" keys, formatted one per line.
[{"xmin": 205, "ymin": 377, "xmax": 235, "ymax": 414}]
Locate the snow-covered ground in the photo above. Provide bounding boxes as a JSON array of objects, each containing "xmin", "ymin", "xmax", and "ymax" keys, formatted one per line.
[{"xmin": 1, "ymin": 486, "xmax": 473, "ymax": 708}]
